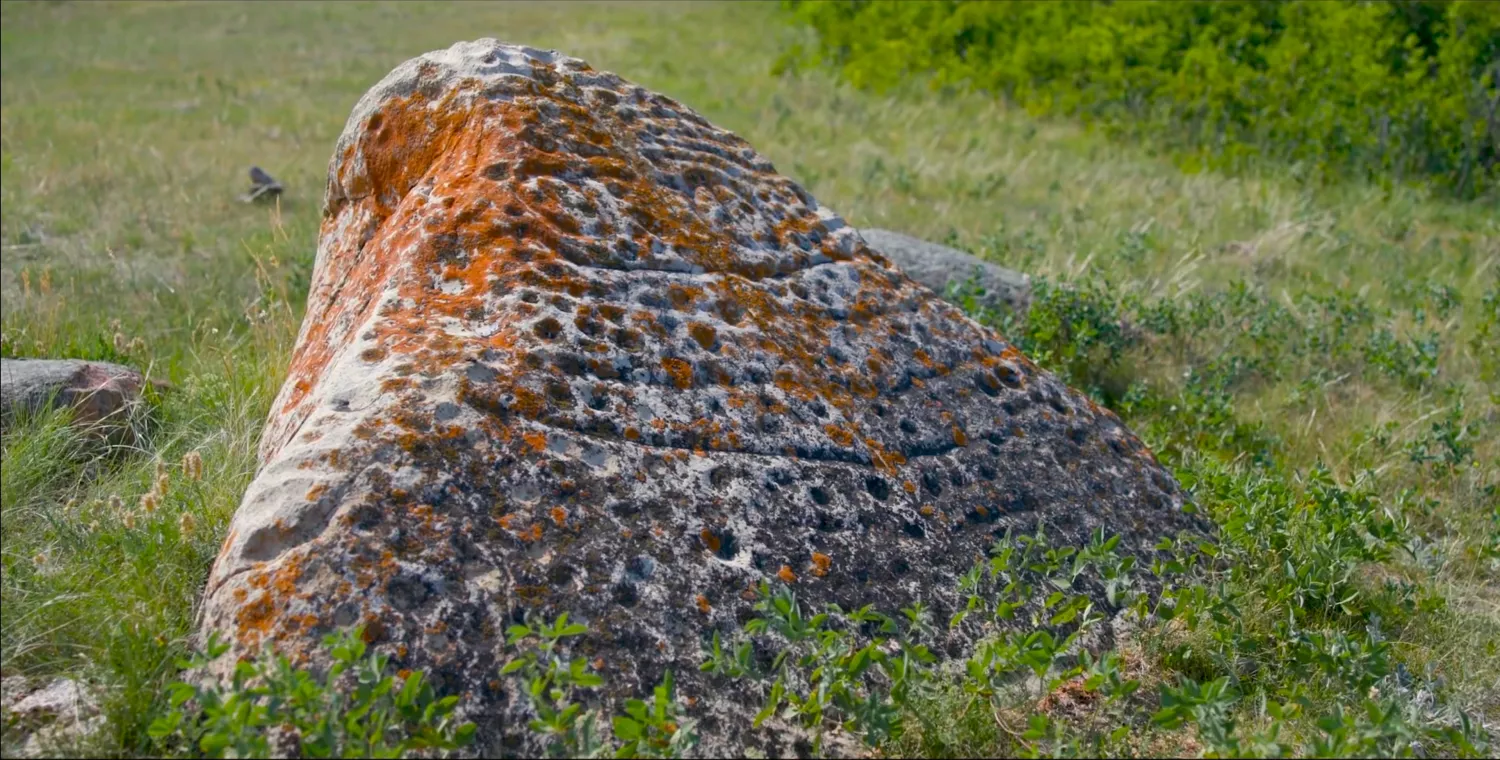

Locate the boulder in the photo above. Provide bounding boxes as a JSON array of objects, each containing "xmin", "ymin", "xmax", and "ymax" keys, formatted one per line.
[
  {"xmin": 858, "ymin": 228, "xmax": 1030, "ymax": 313},
  {"xmin": 198, "ymin": 40, "xmax": 1202, "ymax": 757},
  {"xmin": 0, "ymin": 358, "xmax": 156, "ymax": 430}
]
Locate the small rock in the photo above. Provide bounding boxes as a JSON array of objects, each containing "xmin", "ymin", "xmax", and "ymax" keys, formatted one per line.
[
  {"xmin": 0, "ymin": 676, "xmax": 31, "ymax": 713},
  {"xmin": 859, "ymin": 228, "xmax": 1031, "ymax": 314},
  {"xmin": 18, "ymin": 714, "xmax": 107, "ymax": 758},
  {"xmin": 3, "ymin": 677, "xmax": 106, "ymax": 757},
  {"xmin": 0, "ymin": 358, "xmax": 163, "ymax": 431},
  {"xmin": 7, "ymin": 677, "xmax": 96, "ymax": 724},
  {"xmin": 241, "ymin": 166, "xmax": 284, "ymax": 203}
]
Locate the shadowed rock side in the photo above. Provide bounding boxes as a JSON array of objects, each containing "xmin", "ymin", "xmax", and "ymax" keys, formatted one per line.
[{"xmin": 198, "ymin": 40, "xmax": 1204, "ymax": 757}]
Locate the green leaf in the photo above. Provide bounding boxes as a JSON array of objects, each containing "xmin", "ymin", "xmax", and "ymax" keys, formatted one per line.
[
  {"xmin": 613, "ymin": 715, "xmax": 643, "ymax": 740},
  {"xmin": 146, "ymin": 714, "xmax": 181, "ymax": 740}
]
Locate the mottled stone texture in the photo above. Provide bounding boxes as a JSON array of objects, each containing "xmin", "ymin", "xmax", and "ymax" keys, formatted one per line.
[{"xmin": 199, "ymin": 41, "xmax": 1202, "ymax": 756}]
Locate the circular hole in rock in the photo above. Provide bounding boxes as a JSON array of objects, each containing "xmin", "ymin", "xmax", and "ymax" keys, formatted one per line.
[
  {"xmin": 612, "ymin": 582, "xmax": 639, "ymax": 608},
  {"xmin": 533, "ymin": 317, "xmax": 562, "ymax": 341}
]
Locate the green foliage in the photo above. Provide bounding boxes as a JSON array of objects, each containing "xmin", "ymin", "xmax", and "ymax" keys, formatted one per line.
[
  {"xmin": 148, "ymin": 627, "xmax": 475, "ymax": 758},
  {"xmin": 500, "ymin": 613, "xmax": 611, "ymax": 757},
  {"xmin": 701, "ymin": 585, "xmax": 938, "ymax": 753},
  {"xmin": 500, "ymin": 614, "xmax": 698, "ymax": 759},
  {"xmin": 786, "ymin": 0, "xmax": 1500, "ymax": 198},
  {"xmin": 611, "ymin": 672, "xmax": 698, "ymax": 760}
]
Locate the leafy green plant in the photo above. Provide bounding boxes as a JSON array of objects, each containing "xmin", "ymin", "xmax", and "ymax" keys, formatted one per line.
[
  {"xmin": 148, "ymin": 627, "xmax": 475, "ymax": 758},
  {"xmin": 702, "ymin": 584, "xmax": 937, "ymax": 753},
  {"xmin": 501, "ymin": 613, "xmax": 612, "ymax": 758},
  {"xmin": 501, "ymin": 614, "xmax": 698, "ymax": 759},
  {"xmin": 611, "ymin": 671, "xmax": 699, "ymax": 759}
]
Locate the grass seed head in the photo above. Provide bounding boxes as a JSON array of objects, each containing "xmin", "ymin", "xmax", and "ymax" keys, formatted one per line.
[{"xmin": 182, "ymin": 451, "xmax": 204, "ymax": 481}]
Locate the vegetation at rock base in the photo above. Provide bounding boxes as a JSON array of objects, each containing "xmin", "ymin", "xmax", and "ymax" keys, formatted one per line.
[{"xmin": 2, "ymin": 1, "xmax": 1496, "ymax": 757}]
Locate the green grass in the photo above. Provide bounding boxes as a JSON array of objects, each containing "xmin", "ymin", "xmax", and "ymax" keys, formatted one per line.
[{"xmin": 1, "ymin": 1, "xmax": 1496, "ymax": 757}]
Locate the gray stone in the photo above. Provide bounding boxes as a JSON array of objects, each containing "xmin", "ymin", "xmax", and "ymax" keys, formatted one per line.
[
  {"xmin": 2, "ymin": 678, "xmax": 107, "ymax": 757},
  {"xmin": 0, "ymin": 676, "xmax": 31, "ymax": 713},
  {"xmin": 0, "ymin": 358, "xmax": 158, "ymax": 430},
  {"xmin": 6, "ymin": 677, "xmax": 95, "ymax": 723},
  {"xmin": 197, "ymin": 39, "xmax": 1203, "ymax": 758},
  {"xmin": 17, "ymin": 715, "xmax": 107, "ymax": 758},
  {"xmin": 859, "ymin": 228, "xmax": 1030, "ymax": 314}
]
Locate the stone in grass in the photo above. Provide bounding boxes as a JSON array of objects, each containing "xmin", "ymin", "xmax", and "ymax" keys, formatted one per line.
[
  {"xmin": 0, "ymin": 358, "xmax": 163, "ymax": 432},
  {"xmin": 1, "ymin": 677, "xmax": 106, "ymax": 759},
  {"xmin": 197, "ymin": 40, "xmax": 1204, "ymax": 758},
  {"xmin": 6, "ymin": 678, "xmax": 96, "ymax": 723},
  {"xmin": 859, "ymin": 228, "xmax": 1031, "ymax": 314}
]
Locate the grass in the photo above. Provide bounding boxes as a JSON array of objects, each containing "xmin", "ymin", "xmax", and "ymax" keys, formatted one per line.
[{"xmin": 1, "ymin": 0, "xmax": 1495, "ymax": 757}]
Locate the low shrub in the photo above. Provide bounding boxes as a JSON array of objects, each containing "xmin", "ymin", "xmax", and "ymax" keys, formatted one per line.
[{"xmin": 783, "ymin": 0, "xmax": 1500, "ymax": 198}]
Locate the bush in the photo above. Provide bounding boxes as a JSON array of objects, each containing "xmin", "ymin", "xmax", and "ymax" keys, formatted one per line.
[
  {"xmin": 784, "ymin": 0, "xmax": 1500, "ymax": 198},
  {"xmin": 149, "ymin": 628, "xmax": 475, "ymax": 758}
]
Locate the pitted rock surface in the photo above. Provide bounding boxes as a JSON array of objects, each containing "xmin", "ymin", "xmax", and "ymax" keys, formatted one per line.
[{"xmin": 199, "ymin": 40, "xmax": 1201, "ymax": 756}]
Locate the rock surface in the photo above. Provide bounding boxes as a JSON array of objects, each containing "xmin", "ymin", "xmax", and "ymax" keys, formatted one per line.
[
  {"xmin": 0, "ymin": 677, "xmax": 104, "ymax": 758},
  {"xmin": 859, "ymin": 228, "xmax": 1030, "ymax": 313},
  {"xmin": 198, "ymin": 40, "xmax": 1202, "ymax": 756},
  {"xmin": 5, "ymin": 678, "xmax": 94, "ymax": 723},
  {"xmin": 0, "ymin": 358, "xmax": 154, "ymax": 429}
]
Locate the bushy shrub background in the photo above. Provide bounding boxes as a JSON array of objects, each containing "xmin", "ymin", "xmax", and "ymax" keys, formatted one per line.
[{"xmin": 783, "ymin": 0, "xmax": 1500, "ymax": 198}]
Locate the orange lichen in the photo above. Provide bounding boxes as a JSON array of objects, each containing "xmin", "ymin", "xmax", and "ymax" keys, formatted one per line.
[
  {"xmin": 522, "ymin": 431, "xmax": 547, "ymax": 452},
  {"xmin": 865, "ymin": 438, "xmax": 907, "ymax": 475},
  {"xmin": 661, "ymin": 357, "xmax": 694, "ymax": 389},
  {"xmin": 235, "ymin": 592, "xmax": 276, "ymax": 643},
  {"xmin": 688, "ymin": 322, "xmax": 717, "ymax": 350},
  {"xmin": 695, "ymin": 594, "xmax": 712, "ymax": 613},
  {"xmin": 776, "ymin": 565, "xmax": 797, "ymax": 583},
  {"xmin": 810, "ymin": 552, "xmax": 831, "ymax": 577},
  {"xmin": 823, "ymin": 424, "xmax": 854, "ymax": 447},
  {"xmin": 699, "ymin": 528, "xmax": 721, "ymax": 554},
  {"xmin": 550, "ymin": 507, "xmax": 568, "ymax": 527},
  {"xmin": 305, "ymin": 484, "xmax": 329, "ymax": 502}
]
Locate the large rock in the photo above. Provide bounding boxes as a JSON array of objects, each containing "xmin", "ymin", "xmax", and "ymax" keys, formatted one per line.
[
  {"xmin": 198, "ymin": 41, "xmax": 1201, "ymax": 756},
  {"xmin": 0, "ymin": 358, "xmax": 154, "ymax": 430},
  {"xmin": 859, "ymin": 228, "xmax": 1030, "ymax": 314}
]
